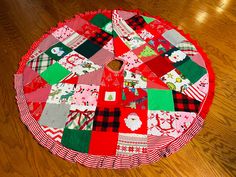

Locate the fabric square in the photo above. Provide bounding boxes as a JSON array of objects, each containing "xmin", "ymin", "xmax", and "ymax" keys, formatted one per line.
[
  {"xmin": 122, "ymin": 87, "xmax": 147, "ymax": 110},
  {"xmin": 124, "ymin": 70, "xmax": 147, "ymax": 88},
  {"xmin": 75, "ymin": 40, "xmax": 101, "ymax": 58},
  {"xmin": 147, "ymin": 89, "xmax": 175, "ymax": 111},
  {"xmin": 41, "ymin": 126, "xmax": 63, "ymax": 143},
  {"xmin": 119, "ymin": 108, "xmax": 147, "ymax": 134},
  {"xmin": 160, "ymin": 69, "xmax": 192, "ymax": 92},
  {"xmin": 58, "ymin": 51, "xmax": 101, "ymax": 76},
  {"xmin": 104, "ymin": 91, "xmax": 116, "ymax": 101},
  {"xmin": 113, "ymin": 37, "xmax": 130, "ymax": 57},
  {"xmin": 89, "ymin": 131, "xmax": 118, "ymax": 155},
  {"xmin": 61, "ymin": 128, "xmax": 91, "ymax": 153},
  {"xmin": 47, "ymin": 83, "xmax": 75, "ymax": 104},
  {"xmin": 97, "ymin": 86, "xmax": 122, "ymax": 107},
  {"xmin": 27, "ymin": 102, "xmax": 46, "ymax": 121},
  {"xmin": 148, "ymin": 36, "xmax": 174, "ymax": 55},
  {"xmin": 24, "ymin": 75, "xmax": 48, "ymax": 94},
  {"xmin": 145, "ymin": 55, "xmax": 175, "ymax": 77},
  {"xmin": 90, "ymin": 14, "xmax": 111, "ymax": 28},
  {"xmin": 40, "ymin": 63, "xmax": 71, "ymax": 85},
  {"xmin": 117, "ymin": 133, "xmax": 147, "ymax": 155},
  {"xmin": 62, "ymin": 32, "xmax": 87, "ymax": 49},
  {"xmin": 39, "ymin": 103, "xmax": 70, "ymax": 128},
  {"xmin": 52, "ymin": 25, "xmax": 75, "ymax": 42},
  {"xmin": 120, "ymin": 33, "xmax": 146, "ymax": 50},
  {"xmin": 71, "ymin": 84, "xmax": 99, "ymax": 107},
  {"xmin": 89, "ymin": 29, "xmax": 112, "ymax": 47},
  {"xmin": 76, "ymin": 23, "xmax": 101, "ymax": 38},
  {"xmin": 133, "ymin": 44, "xmax": 157, "ymax": 62},
  {"xmin": 45, "ymin": 42, "xmax": 72, "ymax": 61},
  {"xmin": 164, "ymin": 47, "xmax": 188, "ymax": 64},
  {"xmin": 118, "ymin": 51, "xmax": 143, "ymax": 70},
  {"xmin": 176, "ymin": 40, "xmax": 198, "ymax": 56},
  {"xmin": 90, "ymin": 47, "xmax": 114, "ymax": 66},
  {"xmin": 172, "ymin": 91, "xmax": 201, "ymax": 112},
  {"xmin": 27, "ymin": 53, "xmax": 55, "ymax": 74},
  {"xmin": 162, "ymin": 29, "xmax": 186, "ymax": 46},
  {"xmin": 65, "ymin": 105, "xmax": 95, "ymax": 130},
  {"xmin": 175, "ymin": 59, "xmax": 207, "ymax": 83},
  {"xmin": 92, "ymin": 107, "xmax": 121, "ymax": 132},
  {"xmin": 125, "ymin": 15, "xmax": 147, "ymax": 31},
  {"xmin": 100, "ymin": 67, "xmax": 124, "ymax": 87},
  {"xmin": 148, "ymin": 110, "xmax": 196, "ymax": 138}
]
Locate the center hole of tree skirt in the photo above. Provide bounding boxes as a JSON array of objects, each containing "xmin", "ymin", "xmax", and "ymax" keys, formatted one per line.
[{"xmin": 107, "ymin": 59, "xmax": 124, "ymax": 71}]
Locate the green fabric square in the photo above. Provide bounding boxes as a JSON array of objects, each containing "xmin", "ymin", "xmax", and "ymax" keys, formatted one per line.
[
  {"xmin": 40, "ymin": 63, "xmax": 71, "ymax": 85},
  {"xmin": 142, "ymin": 15, "xmax": 155, "ymax": 24},
  {"xmin": 176, "ymin": 59, "xmax": 207, "ymax": 83},
  {"xmin": 147, "ymin": 89, "xmax": 174, "ymax": 111},
  {"xmin": 75, "ymin": 40, "xmax": 101, "ymax": 58},
  {"xmin": 61, "ymin": 128, "xmax": 91, "ymax": 153},
  {"xmin": 45, "ymin": 42, "xmax": 72, "ymax": 61},
  {"xmin": 90, "ymin": 14, "xmax": 111, "ymax": 28}
]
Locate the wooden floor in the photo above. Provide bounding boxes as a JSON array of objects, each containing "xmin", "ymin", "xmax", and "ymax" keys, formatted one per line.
[{"xmin": 0, "ymin": 0, "xmax": 235, "ymax": 176}]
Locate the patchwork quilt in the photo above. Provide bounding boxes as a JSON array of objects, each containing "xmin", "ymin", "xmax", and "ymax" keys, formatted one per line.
[{"xmin": 14, "ymin": 9, "xmax": 214, "ymax": 168}]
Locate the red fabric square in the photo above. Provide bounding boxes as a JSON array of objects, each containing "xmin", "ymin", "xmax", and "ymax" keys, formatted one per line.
[
  {"xmin": 27, "ymin": 102, "xmax": 46, "ymax": 121},
  {"xmin": 24, "ymin": 75, "xmax": 48, "ymax": 94},
  {"xmin": 122, "ymin": 88, "xmax": 147, "ymax": 110},
  {"xmin": 88, "ymin": 131, "xmax": 118, "ymax": 155},
  {"xmin": 119, "ymin": 108, "xmax": 147, "ymax": 134},
  {"xmin": 113, "ymin": 37, "xmax": 130, "ymax": 57},
  {"xmin": 100, "ymin": 67, "xmax": 124, "ymax": 87},
  {"xmin": 132, "ymin": 44, "xmax": 157, "ymax": 62},
  {"xmin": 97, "ymin": 86, "xmax": 122, "ymax": 107},
  {"xmin": 145, "ymin": 55, "xmax": 175, "ymax": 77}
]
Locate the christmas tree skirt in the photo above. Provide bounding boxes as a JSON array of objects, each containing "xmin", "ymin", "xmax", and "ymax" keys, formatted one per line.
[{"xmin": 14, "ymin": 9, "xmax": 215, "ymax": 168}]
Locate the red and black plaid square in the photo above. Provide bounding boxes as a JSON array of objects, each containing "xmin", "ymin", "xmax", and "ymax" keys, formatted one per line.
[
  {"xmin": 125, "ymin": 15, "xmax": 147, "ymax": 31},
  {"xmin": 92, "ymin": 107, "xmax": 121, "ymax": 132},
  {"xmin": 172, "ymin": 91, "xmax": 201, "ymax": 112},
  {"xmin": 89, "ymin": 29, "xmax": 112, "ymax": 47}
]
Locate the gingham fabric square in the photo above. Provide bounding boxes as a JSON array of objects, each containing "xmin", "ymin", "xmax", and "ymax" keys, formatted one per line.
[
  {"xmin": 125, "ymin": 15, "xmax": 147, "ymax": 31},
  {"xmin": 27, "ymin": 53, "xmax": 55, "ymax": 74},
  {"xmin": 172, "ymin": 91, "xmax": 201, "ymax": 112},
  {"xmin": 92, "ymin": 107, "xmax": 120, "ymax": 132},
  {"xmin": 89, "ymin": 29, "xmax": 112, "ymax": 47}
]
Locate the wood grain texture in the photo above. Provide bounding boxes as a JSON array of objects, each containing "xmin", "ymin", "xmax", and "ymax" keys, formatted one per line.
[{"xmin": 0, "ymin": 0, "xmax": 235, "ymax": 176}]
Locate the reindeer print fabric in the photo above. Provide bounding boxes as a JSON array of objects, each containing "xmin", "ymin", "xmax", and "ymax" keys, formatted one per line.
[{"xmin": 15, "ymin": 9, "xmax": 214, "ymax": 168}]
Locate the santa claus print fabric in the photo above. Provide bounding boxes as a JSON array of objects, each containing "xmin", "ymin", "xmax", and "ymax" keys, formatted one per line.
[{"xmin": 15, "ymin": 9, "xmax": 214, "ymax": 168}]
